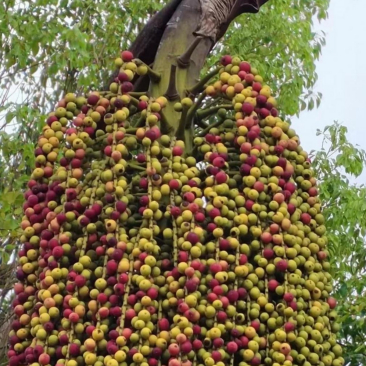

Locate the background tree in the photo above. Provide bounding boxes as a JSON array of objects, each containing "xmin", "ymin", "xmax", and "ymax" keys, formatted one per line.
[{"xmin": 2, "ymin": 0, "xmax": 366, "ymax": 365}]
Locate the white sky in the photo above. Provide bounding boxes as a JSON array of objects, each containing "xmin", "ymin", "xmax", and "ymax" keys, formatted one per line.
[{"xmin": 293, "ymin": 0, "xmax": 366, "ymax": 183}]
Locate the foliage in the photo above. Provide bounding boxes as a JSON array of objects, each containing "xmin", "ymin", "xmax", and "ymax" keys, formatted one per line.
[{"xmin": 312, "ymin": 123, "xmax": 366, "ymax": 366}]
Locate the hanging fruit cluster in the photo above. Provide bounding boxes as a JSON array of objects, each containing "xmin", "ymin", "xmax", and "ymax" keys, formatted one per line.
[{"xmin": 8, "ymin": 49, "xmax": 344, "ymax": 366}]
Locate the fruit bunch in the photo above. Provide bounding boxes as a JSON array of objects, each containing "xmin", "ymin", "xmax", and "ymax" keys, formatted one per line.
[{"xmin": 8, "ymin": 50, "xmax": 344, "ymax": 366}]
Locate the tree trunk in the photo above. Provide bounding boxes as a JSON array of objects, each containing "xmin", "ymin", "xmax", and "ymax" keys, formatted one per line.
[{"xmin": 149, "ymin": 0, "xmax": 213, "ymax": 152}]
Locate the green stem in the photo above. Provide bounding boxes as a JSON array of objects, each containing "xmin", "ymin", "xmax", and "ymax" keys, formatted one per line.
[
  {"xmin": 196, "ymin": 104, "xmax": 233, "ymax": 120},
  {"xmin": 186, "ymin": 66, "xmax": 222, "ymax": 95},
  {"xmin": 198, "ymin": 118, "xmax": 226, "ymax": 137},
  {"xmin": 194, "ymin": 117, "xmax": 208, "ymax": 129},
  {"xmin": 127, "ymin": 163, "xmax": 146, "ymax": 171},
  {"xmin": 185, "ymin": 92, "xmax": 207, "ymax": 128},
  {"xmin": 133, "ymin": 58, "xmax": 161, "ymax": 82},
  {"xmin": 128, "ymin": 91, "xmax": 149, "ymax": 98}
]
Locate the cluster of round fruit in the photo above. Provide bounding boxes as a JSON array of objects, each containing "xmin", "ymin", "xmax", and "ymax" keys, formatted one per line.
[{"xmin": 8, "ymin": 49, "xmax": 344, "ymax": 366}]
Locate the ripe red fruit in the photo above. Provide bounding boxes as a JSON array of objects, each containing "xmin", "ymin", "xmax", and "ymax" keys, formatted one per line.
[
  {"xmin": 283, "ymin": 293, "xmax": 294, "ymax": 303},
  {"xmin": 251, "ymin": 320, "xmax": 260, "ymax": 330},
  {"xmin": 284, "ymin": 322, "xmax": 296, "ymax": 332},
  {"xmin": 38, "ymin": 353, "xmax": 50, "ymax": 365},
  {"xmin": 242, "ymin": 102, "xmax": 254, "ymax": 115},
  {"xmin": 263, "ymin": 248, "xmax": 274, "ymax": 259},
  {"xmin": 261, "ymin": 232, "xmax": 272, "ymax": 244},
  {"xmin": 328, "ymin": 297, "xmax": 337, "ymax": 309},
  {"xmin": 87, "ymin": 94, "xmax": 99, "ymax": 106},
  {"xmin": 268, "ymin": 279, "xmax": 279, "ymax": 292},
  {"xmin": 252, "ymin": 82, "xmax": 262, "ymax": 92},
  {"xmin": 239, "ymin": 62, "xmax": 251, "ymax": 73},
  {"xmin": 215, "ymin": 171, "xmax": 227, "ymax": 184},
  {"xmin": 220, "ymin": 55, "xmax": 232, "ymax": 66},
  {"xmin": 245, "ymin": 74, "xmax": 254, "ymax": 84},
  {"xmin": 121, "ymin": 50, "xmax": 134, "ymax": 62},
  {"xmin": 227, "ymin": 341, "xmax": 238, "ymax": 353},
  {"xmin": 300, "ymin": 213, "xmax": 311, "ymax": 225},
  {"xmin": 276, "ymin": 259, "xmax": 288, "ymax": 272},
  {"xmin": 256, "ymin": 94, "xmax": 267, "ymax": 106},
  {"xmin": 169, "ymin": 179, "xmax": 180, "ymax": 190}
]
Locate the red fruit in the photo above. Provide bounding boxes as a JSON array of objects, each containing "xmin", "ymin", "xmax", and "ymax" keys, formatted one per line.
[
  {"xmin": 289, "ymin": 301, "xmax": 298, "ymax": 311},
  {"xmin": 252, "ymin": 82, "xmax": 262, "ymax": 92},
  {"xmin": 181, "ymin": 341, "xmax": 192, "ymax": 354},
  {"xmin": 242, "ymin": 102, "xmax": 254, "ymax": 115},
  {"xmin": 256, "ymin": 94, "xmax": 267, "ymax": 106},
  {"xmin": 251, "ymin": 357, "xmax": 261, "ymax": 366},
  {"xmin": 216, "ymin": 311, "xmax": 227, "ymax": 323},
  {"xmin": 69, "ymin": 343, "xmax": 80, "ymax": 357},
  {"xmin": 215, "ymin": 171, "xmax": 227, "ymax": 184},
  {"xmin": 263, "ymin": 248, "xmax": 274, "ymax": 259},
  {"xmin": 87, "ymin": 94, "xmax": 99, "ymax": 106},
  {"xmin": 172, "ymin": 146, "xmax": 183, "ymax": 156},
  {"xmin": 259, "ymin": 108, "xmax": 270, "ymax": 118},
  {"xmin": 253, "ymin": 181, "xmax": 265, "ymax": 192},
  {"xmin": 192, "ymin": 339, "xmax": 202, "ymax": 350},
  {"xmin": 38, "ymin": 354, "xmax": 50, "ymax": 365},
  {"xmin": 283, "ymin": 293, "xmax": 294, "ymax": 303},
  {"xmin": 276, "ymin": 259, "xmax": 288, "ymax": 272},
  {"xmin": 251, "ymin": 320, "xmax": 260, "ymax": 331},
  {"xmin": 169, "ymin": 179, "xmax": 180, "ymax": 190},
  {"xmin": 220, "ymin": 55, "xmax": 232, "ymax": 66},
  {"xmin": 261, "ymin": 232, "xmax": 272, "ymax": 244},
  {"xmin": 317, "ymin": 251, "xmax": 327, "ymax": 260},
  {"xmin": 238, "ymin": 71, "xmax": 247, "ymax": 80},
  {"xmin": 268, "ymin": 279, "xmax": 279, "ymax": 291},
  {"xmin": 284, "ymin": 322, "xmax": 295, "ymax": 333},
  {"xmin": 69, "ymin": 312, "xmax": 80, "ymax": 323},
  {"xmin": 227, "ymin": 341, "xmax": 238, "ymax": 353},
  {"xmin": 300, "ymin": 213, "xmax": 311, "ymax": 225},
  {"xmin": 168, "ymin": 344, "xmax": 180, "ymax": 356},
  {"xmin": 213, "ymin": 157, "xmax": 226, "ymax": 168},
  {"xmin": 247, "ymin": 130, "xmax": 259, "ymax": 140},
  {"xmin": 240, "ymin": 142, "xmax": 252, "ymax": 154},
  {"xmin": 205, "ymin": 133, "xmax": 216, "ymax": 143},
  {"xmin": 328, "ymin": 297, "xmax": 337, "ymax": 309},
  {"xmin": 239, "ymin": 62, "xmax": 251, "ymax": 73},
  {"xmin": 308, "ymin": 187, "xmax": 318, "ymax": 196},
  {"xmin": 121, "ymin": 50, "xmax": 134, "ymax": 62},
  {"xmin": 211, "ymin": 351, "xmax": 222, "ymax": 362},
  {"xmin": 245, "ymin": 74, "xmax": 254, "ymax": 84}
]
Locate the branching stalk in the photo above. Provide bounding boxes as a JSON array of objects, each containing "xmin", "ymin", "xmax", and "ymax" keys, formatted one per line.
[
  {"xmin": 196, "ymin": 104, "xmax": 233, "ymax": 120},
  {"xmin": 133, "ymin": 58, "xmax": 161, "ymax": 82},
  {"xmin": 185, "ymin": 92, "xmax": 207, "ymax": 129},
  {"xmin": 186, "ymin": 66, "xmax": 223, "ymax": 95}
]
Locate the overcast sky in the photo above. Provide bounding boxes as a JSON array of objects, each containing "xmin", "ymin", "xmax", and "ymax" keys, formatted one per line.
[{"xmin": 293, "ymin": 0, "xmax": 366, "ymax": 183}]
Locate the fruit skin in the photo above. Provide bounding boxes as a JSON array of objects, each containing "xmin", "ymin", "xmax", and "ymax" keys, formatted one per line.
[{"xmin": 9, "ymin": 54, "xmax": 343, "ymax": 366}]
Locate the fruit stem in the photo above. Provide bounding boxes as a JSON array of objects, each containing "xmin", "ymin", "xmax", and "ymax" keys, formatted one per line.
[
  {"xmin": 194, "ymin": 116, "xmax": 208, "ymax": 129},
  {"xmin": 128, "ymin": 91, "xmax": 149, "ymax": 97},
  {"xmin": 196, "ymin": 104, "xmax": 233, "ymax": 120},
  {"xmin": 185, "ymin": 91, "xmax": 206, "ymax": 128},
  {"xmin": 133, "ymin": 58, "xmax": 161, "ymax": 82},
  {"xmin": 198, "ymin": 117, "xmax": 227, "ymax": 137},
  {"xmin": 128, "ymin": 95, "xmax": 140, "ymax": 107},
  {"xmin": 176, "ymin": 106, "xmax": 189, "ymax": 141},
  {"xmin": 127, "ymin": 163, "xmax": 146, "ymax": 171},
  {"xmin": 186, "ymin": 66, "xmax": 222, "ymax": 95},
  {"xmin": 125, "ymin": 128, "xmax": 138, "ymax": 134},
  {"xmin": 133, "ymin": 114, "xmax": 147, "ymax": 127}
]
